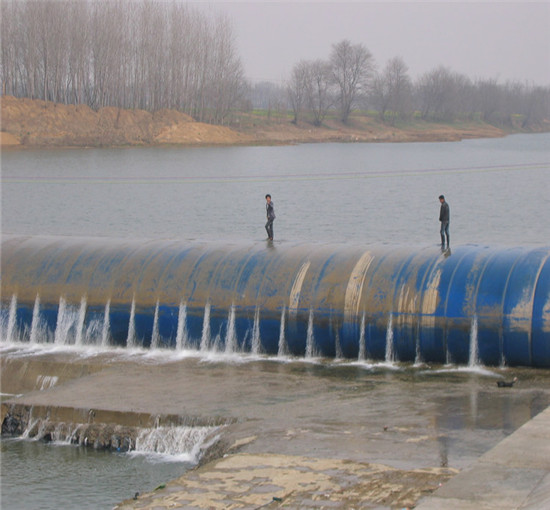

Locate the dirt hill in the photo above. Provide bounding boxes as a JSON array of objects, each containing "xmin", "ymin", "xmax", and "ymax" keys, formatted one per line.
[{"xmin": 1, "ymin": 95, "xmax": 510, "ymax": 149}]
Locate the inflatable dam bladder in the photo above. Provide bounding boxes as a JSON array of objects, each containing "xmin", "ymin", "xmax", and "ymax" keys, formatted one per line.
[{"xmin": 1, "ymin": 235, "xmax": 549, "ymax": 367}]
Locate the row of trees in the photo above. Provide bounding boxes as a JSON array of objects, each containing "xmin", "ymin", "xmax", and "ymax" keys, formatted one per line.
[
  {"xmin": 1, "ymin": 0, "xmax": 247, "ymax": 123},
  {"xmin": 285, "ymin": 43, "xmax": 549, "ymax": 128},
  {"xmin": 1, "ymin": 0, "xmax": 548, "ymax": 128}
]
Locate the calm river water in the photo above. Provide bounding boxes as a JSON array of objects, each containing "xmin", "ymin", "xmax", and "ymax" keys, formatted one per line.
[
  {"xmin": 2, "ymin": 133, "xmax": 549, "ymax": 244},
  {"xmin": 1, "ymin": 134, "xmax": 550, "ymax": 509}
]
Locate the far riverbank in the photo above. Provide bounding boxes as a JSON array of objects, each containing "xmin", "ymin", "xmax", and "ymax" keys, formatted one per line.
[{"xmin": 1, "ymin": 95, "xmax": 548, "ymax": 150}]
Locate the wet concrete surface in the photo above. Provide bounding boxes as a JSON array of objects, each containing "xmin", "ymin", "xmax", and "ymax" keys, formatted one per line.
[
  {"xmin": 116, "ymin": 452, "xmax": 457, "ymax": 509},
  {"xmin": 2, "ymin": 348, "xmax": 550, "ymax": 508},
  {"xmin": 115, "ymin": 407, "xmax": 550, "ymax": 509},
  {"xmin": 415, "ymin": 405, "xmax": 550, "ymax": 509}
]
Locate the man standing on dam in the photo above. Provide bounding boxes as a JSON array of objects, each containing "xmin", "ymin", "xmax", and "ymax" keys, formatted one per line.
[
  {"xmin": 265, "ymin": 194, "xmax": 276, "ymax": 241},
  {"xmin": 439, "ymin": 194, "xmax": 450, "ymax": 249}
]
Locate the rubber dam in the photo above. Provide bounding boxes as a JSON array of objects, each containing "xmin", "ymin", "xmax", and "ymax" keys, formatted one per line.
[{"xmin": 1, "ymin": 235, "xmax": 549, "ymax": 367}]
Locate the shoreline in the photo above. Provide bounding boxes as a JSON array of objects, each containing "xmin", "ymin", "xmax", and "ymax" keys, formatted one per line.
[{"xmin": 3, "ymin": 95, "xmax": 546, "ymax": 150}]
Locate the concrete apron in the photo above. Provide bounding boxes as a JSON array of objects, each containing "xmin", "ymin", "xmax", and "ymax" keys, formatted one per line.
[
  {"xmin": 114, "ymin": 407, "xmax": 550, "ymax": 509},
  {"xmin": 115, "ymin": 450, "xmax": 455, "ymax": 510},
  {"xmin": 1, "ymin": 354, "xmax": 460, "ymax": 509},
  {"xmin": 2, "ymin": 354, "xmax": 548, "ymax": 509}
]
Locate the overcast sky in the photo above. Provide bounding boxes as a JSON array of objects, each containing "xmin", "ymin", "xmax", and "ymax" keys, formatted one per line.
[{"xmin": 195, "ymin": 1, "xmax": 550, "ymax": 86}]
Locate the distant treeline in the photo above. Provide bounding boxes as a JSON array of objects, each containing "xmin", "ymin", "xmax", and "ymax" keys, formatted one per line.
[
  {"xmin": 261, "ymin": 47, "xmax": 550, "ymax": 128},
  {"xmin": 2, "ymin": 0, "xmax": 548, "ymax": 128},
  {"xmin": 1, "ymin": 0, "xmax": 246, "ymax": 124}
]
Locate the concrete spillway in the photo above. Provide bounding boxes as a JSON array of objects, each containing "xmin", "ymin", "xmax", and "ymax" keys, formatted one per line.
[{"xmin": 1, "ymin": 235, "xmax": 549, "ymax": 367}]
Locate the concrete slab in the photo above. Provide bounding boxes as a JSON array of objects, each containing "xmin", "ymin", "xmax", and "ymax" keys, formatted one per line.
[
  {"xmin": 115, "ymin": 453, "xmax": 456, "ymax": 510},
  {"xmin": 415, "ymin": 406, "xmax": 550, "ymax": 509},
  {"xmin": 521, "ymin": 472, "xmax": 550, "ymax": 509}
]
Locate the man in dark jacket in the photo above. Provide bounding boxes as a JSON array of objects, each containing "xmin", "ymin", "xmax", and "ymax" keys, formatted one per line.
[
  {"xmin": 265, "ymin": 194, "xmax": 275, "ymax": 241},
  {"xmin": 439, "ymin": 195, "xmax": 450, "ymax": 248}
]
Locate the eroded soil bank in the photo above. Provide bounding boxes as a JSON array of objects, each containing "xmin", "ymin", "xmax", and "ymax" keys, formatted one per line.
[{"xmin": 1, "ymin": 95, "xmax": 522, "ymax": 149}]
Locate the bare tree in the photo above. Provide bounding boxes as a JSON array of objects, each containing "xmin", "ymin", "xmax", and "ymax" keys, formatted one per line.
[
  {"xmin": 0, "ymin": 0, "xmax": 247, "ymax": 125},
  {"xmin": 252, "ymin": 82, "xmax": 286, "ymax": 111},
  {"xmin": 415, "ymin": 66, "xmax": 469, "ymax": 121},
  {"xmin": 371, "ymin": 57, "xmax": 412, "ymax": 123},
  {"xmin": 204, "ymin": 14, "xmax": 246, "ymax": 124},
  {"xmin": 475, "ymin": 78, "xmax": 503, "ymax": 123},
  {"xmin": 329, "ymin": 40, "xmax": 374, "ymax": 123},
  {"xmin": 522, "ymin": 85, "xmax": 550, "ymax": 128},
  {"xmin": 1, "ymin": 0, "xmax": 17, "ymax": 95},
  {"xmin": 305, "ymin": 60, "xmax": 334, "ymax": 126},
  {"xmin": 287, "ymin": 61, "xmax": 309, "ymax": 124}
]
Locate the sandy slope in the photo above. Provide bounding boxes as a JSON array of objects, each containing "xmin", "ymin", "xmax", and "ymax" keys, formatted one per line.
[{"xmin": 1, "ymin": 95, "xmax": 509, "ymax": 149}]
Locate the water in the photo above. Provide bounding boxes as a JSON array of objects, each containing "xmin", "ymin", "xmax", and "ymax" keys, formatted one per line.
[
  {"xmin": 1, "ymin": 134, "xmax": 550, "ymax": 508},
  {"xmin": 0, "ymin": 437, "xmax": 194, "ymax": 510},
  {"xmin": 468, "ymin": 315, "xmax": 480, "ymax": 367},
  {"xmin": 175, "ymin": 301, "xmax": 187, "ymax": 350},
  {"xmin": 2, "ymin": 134, "xmax": 549, "ymax": 245}
]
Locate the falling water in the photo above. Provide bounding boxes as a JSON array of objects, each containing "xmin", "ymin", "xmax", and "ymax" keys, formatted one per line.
[
  {"xmin": 334, "ymin": 331, "xmax": 343, "ymax": 359},
  {"xmin": 101, "ymin": 300, "xmax": 111, "ymax": 347},
  {"xmin": 151, "ymin": 301, "xmax": 160, "ymax": 349},
  {"xmin": 251, "ymin": 306, "xmax": 261, "ymax": 355},
  {"xmin": 127, "ymin": 298, "xmax": 136, "ymax": 348},
  {"xmin": 468, "ymin": 315, "xmax": 479, "ymax": 367},
  {"xmin": 414, "ymin": 328, "xmax": 423, "ymax": 365},
  {"xmin": 134, "ymin": 425, "xmax": 221, "ymax": 460},
  {"xmin": 305, "ymin": 310, "xmax": 315, "ymax": 358},
  {"xmin": 200, "ymin": 302, "xmax": 211, "ymax": 351},
  {"xmin": 29, "ymin": 294, "xmax": 41, "ymax": 344},
  {"xmin": 358, "ymin": 312, "xmax": 366, "ymax": 361},
  {"xmin": 54, "ymin": 297, "xmax": 72, "ymax": 345},
  {"xmin": 6, "ymin": 294, "xmax": 18, "ymax": 343},
  {"xmin": 385, "ymin": 313, "xmax": 395, "ymax": 363},
  {"xmin": 225, "ymin": 305, "xmax": 237, "ymax": 353},
  {"xmin": 175, "ymin": 301, "xmax": 187, "ymax": 350},
  {"xmin": 277, "ymin": 306, "xmax": 288, "ymax": 356},
  {"xmin": 74, "ymin": 296, "xmax": 87, "ymax": 346}
]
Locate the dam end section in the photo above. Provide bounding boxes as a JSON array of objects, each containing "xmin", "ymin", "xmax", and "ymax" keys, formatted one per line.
[{"xmin": 1, "ymin": 235, "xmax": 549, "ymax": 368}]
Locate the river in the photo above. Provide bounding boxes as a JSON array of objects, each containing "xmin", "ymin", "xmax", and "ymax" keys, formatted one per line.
[
  {"xmin": 2, "ymin": 133, "xmax": 549, "ymax": 244},
  {"xmin": 1, "ymin": 133, "xmax": 549, "ymax": 509}
]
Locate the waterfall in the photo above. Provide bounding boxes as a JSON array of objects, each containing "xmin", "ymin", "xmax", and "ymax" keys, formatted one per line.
[
  {"xmin": 305, "ymin": 310, "xmax": 315, "ymax": 358},
  {"xmin": 175, "ymin": 301, "xmax": 187, "ymax": 350},
  {"xmin": 134, "ymin": 425, "xmax": 220, "ymax": 460},
  {"xmin": 54, "ymin": 298, "xmax": 82, "ymax": 346},
  {"xmin": 200, "ymin": 302, "xmax": 211, "ymax": 351},
  {"xmin": 127, "ymin": 298, "xmax": 136, "ymax": 348},
  {"xmin": 277, "ymin": 306, "xmax": 288, "ymax": 356},
  {"xmin": 468, "ymin": 315, "xmax": 479, "ymax": 367},
  {"xmin": 74, "ymin": 296, "xmax": 87, "ymax": 346},
  {"xmin": 5, "ymin": 294, "xmax": 18, "ymax": 342},
  {"xmin": 21, "ymin": 416, "xmax": 40, "ymax": 440},
  {"xmin": 358, "ymin": 312, "xmax": 366, "ymax": 361},
  {"xmin": 37, "ymin": 375, "xmax": 59, "ymax": 390},
  {"xmin": 54, "ymin": 297, "xmax": 67, "ymax": 345},
  {"xmin": 251, "ymin": 306, "xmax": 261, "ymax": 355},
  {"xmin": 151, "ymin": 301, "xmax": 160, "ymax": 349},
  {"xmin": 29, "ymin": 294, "xmax": 41, "ymax": 344},
  {"xmin": 101, "ymin": 300, "xmax": 111, "ymax": 347},
  {"xmin": 334, "ymin": 331, "xmax": 343, "ymax": 359},
  {"xmin": 224, "ymin": 305, "xmax": 237, "ymax": 353},
  {"xmin": 17, "ymin": 416, "xmax": 220, "ymax": 462},
  {"xmin": 414, "ymin": 328, "xmax": 423, "ymax": 365},
  {"xmin": 385, "ymin": 313, "xmax": 395, "ymax": 363}
]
